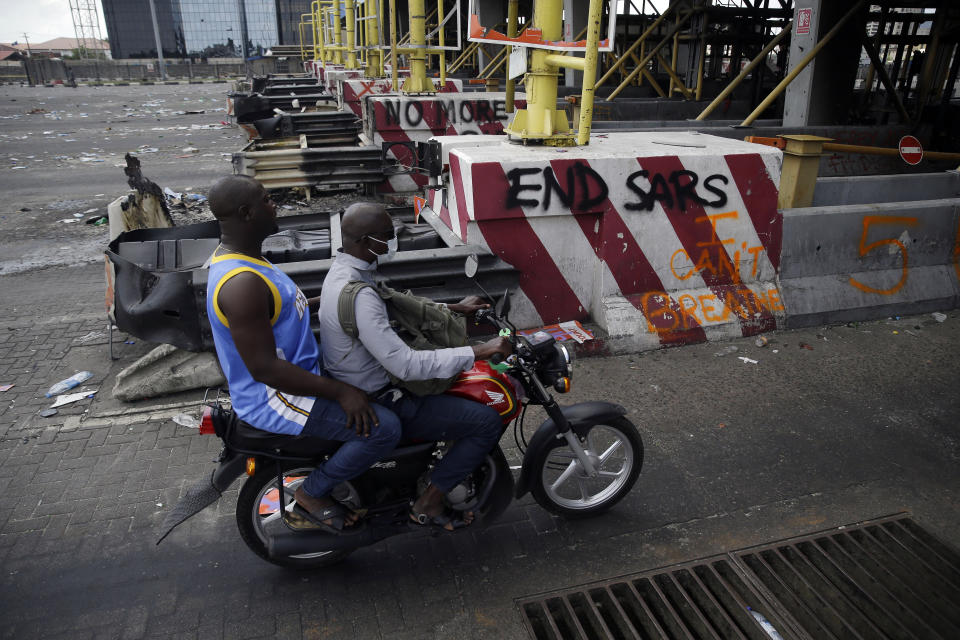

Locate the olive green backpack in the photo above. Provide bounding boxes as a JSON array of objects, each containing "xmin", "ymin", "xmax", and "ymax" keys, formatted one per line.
[{"xmin": 337, "ymin": 280, "xmax": 468, "ymax": 396}]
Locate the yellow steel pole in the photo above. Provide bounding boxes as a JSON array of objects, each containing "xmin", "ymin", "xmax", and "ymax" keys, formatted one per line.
[
  {"xmin": 365, "ymin": 0, "xmax": 383, "ymax": 77},
  {"xmin": 345, "ymin": 0, "xmax": 358, "ymax": 68},
  {"xmin": 402, "ymin": 0, "xmax": 436, "ymax": 92},
  {"xmin": 438, "ymin": 0, "xmax": 446, "ymax": 84},
  {"xmin": 594, "ymin": 5, "xmax": 672, "ymax": 89},
  {"xmin": 576, "ymin": 0, "xmax": 603, "ymax": 146},
  {"xmin": 606, "ymin": 10, "xmax": 692, "ymax": 100},
  {"xmin": 310, "ymin": 0, "xmax": 324, "ymax": 60},
  {"xmin": 656, "ymin": 52, "xmax": 693, "ymax": 100},
  {"xmin": 508, "ymin": 0, "xmax": 566, "ymax": 139},
  {"xmin": 389, "ymin": 0, "xmax": 398, "ymax": 91},
  {"xmin": 332, "ymin": 2, "xmax": 344, "ymax": 64},
  {"xmin": 696, "ymin": 23, "xmax": 791, "ymax": 120},
  {"xmin": 505, "ymin": 0, "xmax": 520, "ymax": 113},
  {"xmin": 669, "ymin": 10, "xmax": 679, "ymax": 97},
  {"xmin": 695, "ymin": 14, "xmax": 707, "ymax": 101},
  {"xmin": 777, "ymin": 135, "xmax": 830, "ymax": 209},
  {"xmin": 740, "ymin": 0, "xmax": 866, "ymax": 126}
]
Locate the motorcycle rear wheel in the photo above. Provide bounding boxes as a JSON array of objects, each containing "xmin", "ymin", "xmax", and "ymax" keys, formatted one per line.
[
  {"xmin": 236, "ymin": 463, "xmax": 355, "ymax": 570},
  {"xmin": 530, "ymin": 417, "xmax": 643, "ymax": 519}
]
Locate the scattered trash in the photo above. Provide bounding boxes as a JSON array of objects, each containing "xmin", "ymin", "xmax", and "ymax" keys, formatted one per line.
[
  {"xmin": 747, "ymin": 608, "xmax": 784, "ymax": 640},
  {"xmin": 738, "ymin": 356, "xmax": 759, "ymax": 364},
  {"xmin": 754, "ymin": 336, "xmax": 769, "ymax": 348},
  {"xmin": 84, "ymin": 208, "xmax": 99, "ymax": 214},
  {"xmin": 45, "ymin": 371, "xmax": 93, "ymax": 397},
  {"xmin": 27, "ymin": 108, "xmax": 49, "ymax": 114},
  {"xmin": 772, "ymin": 349, "xmax": 779, "ymax": 354},
  {"xmin": 73, "ymin": 213, "xmax": 84, "ymax": 217},
  {"xmin": 518, "ymin": 321, "xmax": 593, "ymax": 344},
  {"xmin": 182, "ymin": 147, "xmax": 199, "ymax": 154},
  {"xmin": 892, "ymin": 330, "xmax": 900, "ymax": 335},
  {"xmin": 0, "ymin": 384, "xmax": 13, "ymax": 392},
  {"xmin": 172, "ymin": 414, "xmax": 200, "ymax": 429},
  {"xmin": 163, "ymin": 187, "xmax": 183, "ymax": 200},
  {"xmin": 124, "ymin": 340, "xmax": 136, "ymax": 345},
  {"xmin": 39, "ymin": 408, "xmax": 59, "ymax": 418},
  {"xmin": 184, "ymin": 109, "xmax": 205, "ymax": 114},
  {"xmin": 86, "ymin": 215, "xmax": 108, "ymax": 225},
  {"xmin": 932, "ymin": 312, "xmax": 947, "ymax": 323},
  {"xmin": 718, "ymin": 422, "xmax": 726, "ymax": 429},
  {"xmin": 184, "ymin": 193, "xmax": 207, "ymax": 202},
  {"xmin": 136, "ymin": 146, "xmax": 159, "ymax": 154},
  {"xmin": 714, "ymin": 345, "xmax": 739, "ymax": 357},
  {"xmin": 74, "ymin": 330, "xmax": 105, "ymax": 344},
  {"xmin": 50, "ymin": 389, "xmax": 98, "ymax": 408},
  {"xmin": 799, "ymin": 343, "xmax": 814, "ymax": 350}
]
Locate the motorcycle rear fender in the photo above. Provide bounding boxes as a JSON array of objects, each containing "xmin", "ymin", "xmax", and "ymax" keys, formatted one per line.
[
  {"xmin": 514, "ymin": 401, "xmax": 627, "ymax": 499},
  {"xmin": 213, "ymin": 451, "xmax": 246, "ymax": 491}
]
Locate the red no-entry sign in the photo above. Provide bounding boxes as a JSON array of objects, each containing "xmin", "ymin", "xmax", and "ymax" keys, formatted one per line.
[{"xmin": 899, "ymin": 136, "xmax": 923, "ymax": 165}]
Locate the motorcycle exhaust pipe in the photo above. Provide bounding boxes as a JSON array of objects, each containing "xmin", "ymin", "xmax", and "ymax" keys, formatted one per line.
[{"xmin": 267, "ymin": 523, "xmax": 401, "ymax": 558}]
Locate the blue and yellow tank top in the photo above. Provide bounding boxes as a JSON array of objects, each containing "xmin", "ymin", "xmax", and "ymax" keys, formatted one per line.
[{"xmin": 207, "ymin": 251, "xmax": 319, "ymax": 435}]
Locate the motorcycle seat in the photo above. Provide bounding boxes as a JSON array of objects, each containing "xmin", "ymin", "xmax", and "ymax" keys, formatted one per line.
[{"xmin": 228, "ymin": 418, "xmax": 342, "ymax": 458}]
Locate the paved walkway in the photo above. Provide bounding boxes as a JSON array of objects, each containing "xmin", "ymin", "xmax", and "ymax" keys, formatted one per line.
[{"xmin": 1, "ymin": 263, "xmax": 959, "ymax": 639}]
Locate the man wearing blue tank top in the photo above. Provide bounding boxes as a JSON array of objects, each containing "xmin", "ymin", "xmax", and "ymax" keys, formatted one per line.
[{"xmin": 206, "ymin": 175, "xmax": 399, "ymax": 533}]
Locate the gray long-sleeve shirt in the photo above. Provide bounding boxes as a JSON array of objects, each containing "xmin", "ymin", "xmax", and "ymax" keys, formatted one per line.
[{"xmin": 318, "ymin": 252, "xmax": 475, "ymax": 393}]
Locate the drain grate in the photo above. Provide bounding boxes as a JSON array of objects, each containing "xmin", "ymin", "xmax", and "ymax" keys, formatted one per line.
[{"xmin": 517, "ymin": 514, "xmax": 960, "ymax": 639}]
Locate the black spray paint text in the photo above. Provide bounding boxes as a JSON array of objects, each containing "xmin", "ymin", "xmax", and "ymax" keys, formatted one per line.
[
  {"xmin": 383, "ymin": 99, "xmax": 509, "ymax": 128},
  {"xmin": 505, "ymin": 161, "xmax": 730, "ymax": 212}
]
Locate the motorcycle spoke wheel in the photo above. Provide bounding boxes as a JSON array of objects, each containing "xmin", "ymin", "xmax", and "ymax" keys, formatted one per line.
[
  {"xmin": 236, "ymin": 464, "xmax": 359, "ymax": 569},
  {"xmin": 532, "ymin": 418, "xmax": 643, "ymax": 518}
]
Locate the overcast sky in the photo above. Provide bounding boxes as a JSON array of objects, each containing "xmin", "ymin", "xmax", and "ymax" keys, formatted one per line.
[{"xmin": 0, "ymin": 0, "xmax": 107, "ymax": 45}]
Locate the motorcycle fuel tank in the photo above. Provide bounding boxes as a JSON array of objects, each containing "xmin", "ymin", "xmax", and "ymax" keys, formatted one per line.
[{"xmin": 446, "ymin": 361, "xmax": 521, "ymax": 424}]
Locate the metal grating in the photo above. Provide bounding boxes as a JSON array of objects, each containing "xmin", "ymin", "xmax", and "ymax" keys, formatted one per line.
[{"xmin": 517, "ymin": 514, "xmax": 960, "ymax": 640}]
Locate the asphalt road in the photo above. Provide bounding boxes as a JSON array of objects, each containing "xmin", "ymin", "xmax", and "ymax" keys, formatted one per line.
[{"xmin": 0, "ymin": 83, "xmax": 245, "ymax": 274}]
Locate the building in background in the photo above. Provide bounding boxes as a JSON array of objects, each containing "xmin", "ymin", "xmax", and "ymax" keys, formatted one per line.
[
  {"xmin": 101, "ymin": 0, "xmax": 313, "ymax": 60},
  {"xmin": 0, "ymin": 38, "xmax": 112, "ymax": 59}
]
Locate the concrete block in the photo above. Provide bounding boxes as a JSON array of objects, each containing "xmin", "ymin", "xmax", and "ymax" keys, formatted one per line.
[
  {"xmin": 112, "ymin": 344, "xmax": 225, "ymax": 402},
  {"xmin": 779, "ymin": 198, "xmax": 960, "ymax": 327},
  {"xmin": 365, "ymin": 92, "xmax": 527, "ymax": 192},
  {"xmin": 429, "ymin": 131, "xmax": 784, "ymax": 348}
]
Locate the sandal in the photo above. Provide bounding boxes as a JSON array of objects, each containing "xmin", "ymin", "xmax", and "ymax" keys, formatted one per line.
[
  {"xmin": 408, "ymin": 507, "xmax": 473, "ymax": 532},
  {"xmin": 284, "ymin": 502, "xmax": 362, "ymax": 535}
]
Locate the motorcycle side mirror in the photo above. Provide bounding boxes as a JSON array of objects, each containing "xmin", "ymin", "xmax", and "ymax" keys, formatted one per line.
[
  {"xmin": 495, "ymin": 289, "xmax": 510, "ymax": 317},
  {"xmin": 464, "ymin": 254, "xmax": 479, "ymax": 279}
]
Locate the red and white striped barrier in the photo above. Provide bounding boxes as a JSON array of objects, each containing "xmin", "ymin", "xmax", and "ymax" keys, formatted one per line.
[
  {"xmin": 323, "ymin": 68, "xmax": 365, "ymax": 97},
  {"xmin": 340, "ymin": 78, "xmax": 462, "ymax": 117},
  {"xmin": 364, "ymin": 93, "xmax": 527, "ymax": 192},
  {"xmin": 426, "ymin": 132, "xmax": 784, "ymax": 347}
]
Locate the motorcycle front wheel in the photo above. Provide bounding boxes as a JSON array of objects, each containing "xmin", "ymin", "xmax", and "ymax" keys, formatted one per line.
[
  {"xmin": 530, "ymin": 417, "xmax": 643, "ymax": 519},
  {"xmin": 236, "ymin": 463, "xmax": 356, "ymax": 570}
]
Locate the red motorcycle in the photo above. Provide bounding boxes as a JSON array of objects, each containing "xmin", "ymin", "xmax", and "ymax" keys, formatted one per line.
[{"xmin": 158, "ymin": 263, "xmax": 643, "ymax": 569}]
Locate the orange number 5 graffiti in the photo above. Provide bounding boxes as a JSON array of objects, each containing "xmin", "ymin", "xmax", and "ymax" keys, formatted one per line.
[{"xmin": 849, "ymin": 215, "xmax": 919, "ymax": 295}]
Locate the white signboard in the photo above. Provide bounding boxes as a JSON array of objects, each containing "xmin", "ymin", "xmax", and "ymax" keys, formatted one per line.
[{"xmin": 508, "ymin": 46, "xmax": 527, "ymax": 79}]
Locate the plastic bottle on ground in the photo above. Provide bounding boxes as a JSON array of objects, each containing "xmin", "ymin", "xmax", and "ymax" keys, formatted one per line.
[{"xmin": 45, "ymin": 371, "xmax": 93, "ymax": 397}]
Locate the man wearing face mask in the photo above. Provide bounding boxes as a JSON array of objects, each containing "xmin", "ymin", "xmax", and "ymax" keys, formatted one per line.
[{"xmin": 318, "ymin": 202, "xmax": 512, "ymax": 531}]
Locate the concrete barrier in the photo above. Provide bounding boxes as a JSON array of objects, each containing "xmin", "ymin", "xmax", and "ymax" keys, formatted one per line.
[
  {"xmin": 428, "ymin": 132, "xmax": 785, "ymax": 349},
  {"xmin": 365, "ymin": 93, "xmax": 527, "ymax": 192},
  {"xmin": 340, "ymin": 78, "xmax": 462, "ymax": 117},
  {"xmin": 779, "ymin": 192, "xmax": 960, "ymax": 328}
]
